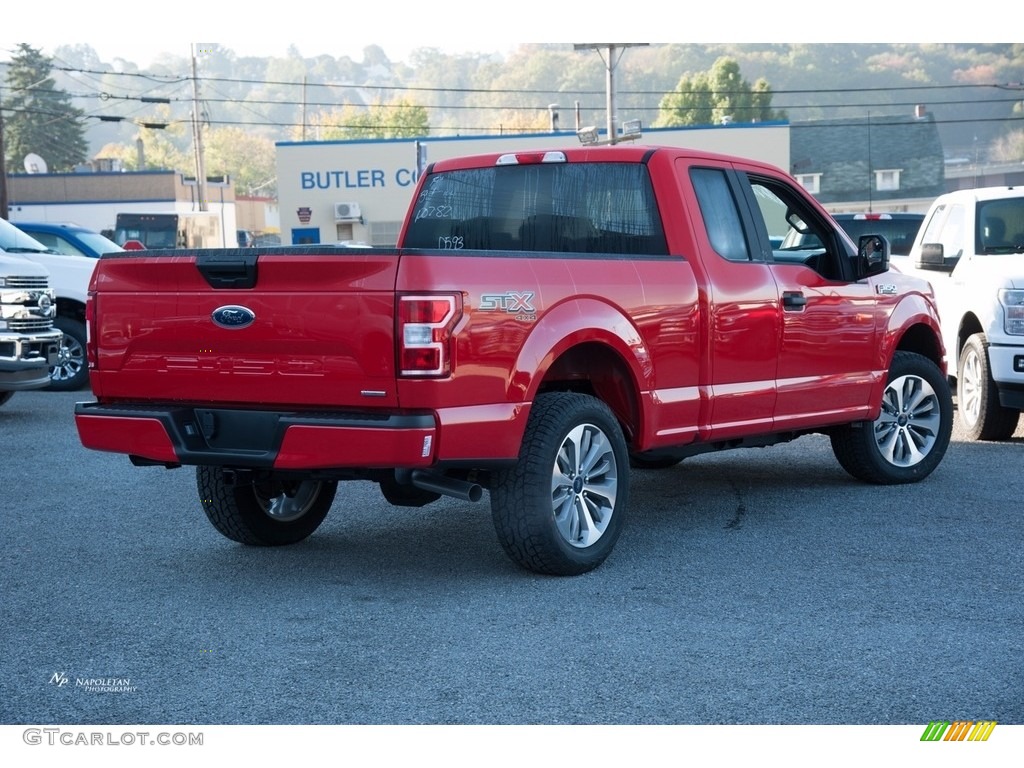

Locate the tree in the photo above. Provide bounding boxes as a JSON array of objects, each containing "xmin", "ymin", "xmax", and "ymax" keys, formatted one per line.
[
  {"xmin": 992, "ymin": 129, "xmax": 1024, "ymax": 162},
  {"xmin": 654, "ymin": 56, "xmax": 785, "ymax": 128},
  {"xmin": 204, "ymin": 127, "xmax": 277, "ymax": 196},
  {"xmin": 91, "ymin": 105, "xmax": 191, "ymax": 173},
  {"xmin": 303, "ymin": 99, "xmax": 429, "ymax": 141},
  {"xmin": 2, "ymin": 44, "xmax": 88, "ymax": 172}
]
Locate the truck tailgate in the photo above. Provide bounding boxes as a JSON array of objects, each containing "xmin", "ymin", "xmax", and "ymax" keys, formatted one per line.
[{"xmin": 89, "ymin": 250, "xmax": 401, "ymax": 408}]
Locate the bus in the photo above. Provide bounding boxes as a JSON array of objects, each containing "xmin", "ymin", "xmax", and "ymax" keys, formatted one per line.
[{"xmin": 112, "ymin": 212, "xmax": 224, "ymax": 250}]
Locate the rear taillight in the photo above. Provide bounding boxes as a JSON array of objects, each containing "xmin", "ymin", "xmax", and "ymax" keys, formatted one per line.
[
  {"xmin": 85, "ymin": 292, "xmax": 97, "ymax": 368},
  {"xmin": 398, "ymin": 293, "xmax": 463, "ymax": 377}
]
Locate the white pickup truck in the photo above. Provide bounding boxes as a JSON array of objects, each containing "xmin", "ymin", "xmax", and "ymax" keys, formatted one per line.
[
  {"xmin": 1, "ymin": 222, "xmax": 105, "ymax": 391},
  {"xmin": 0, "ymin": 218, "xmax": 62, "ymax": 407},
  {"xmin": 903, "ymin": 186, "xmax": 1024, "ymax": 440}
]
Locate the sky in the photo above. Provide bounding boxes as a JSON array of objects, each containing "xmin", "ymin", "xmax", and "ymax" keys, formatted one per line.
[{"xmin": 1, "ymin": 3, "xmax": 983, "ymax": 68}]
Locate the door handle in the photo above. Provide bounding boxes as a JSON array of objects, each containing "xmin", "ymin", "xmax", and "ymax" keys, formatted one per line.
[{"xmin": 782, "ymin": 291, "xmax": 807, "ymax": 310}]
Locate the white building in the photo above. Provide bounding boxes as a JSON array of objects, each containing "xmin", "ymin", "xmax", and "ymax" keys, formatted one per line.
[{"xmin": 5, "ymin": 170, "xmax": 238, "ymax": 247}]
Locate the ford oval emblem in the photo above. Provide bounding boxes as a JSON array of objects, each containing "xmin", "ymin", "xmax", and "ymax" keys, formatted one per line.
[{"xmin": 211, "ymin": 305, "xmax": 256, "ymax": 329}]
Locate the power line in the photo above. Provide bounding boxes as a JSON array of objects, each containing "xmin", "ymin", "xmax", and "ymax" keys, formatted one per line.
[
  {"xmin": 12, "ymin": 83, "xmax": 1023, "ymax": 114},
  {"xmin": 42, "ymin": 64, "xmax": 1024, "ymax": 98}
]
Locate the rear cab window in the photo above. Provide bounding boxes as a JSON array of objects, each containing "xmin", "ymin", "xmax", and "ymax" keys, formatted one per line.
[{"xmin": 402, "ymin": 160, "xmax": 669, "ymax": 255}]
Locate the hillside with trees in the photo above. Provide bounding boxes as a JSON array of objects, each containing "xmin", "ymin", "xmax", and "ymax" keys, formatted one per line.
[{"xmin": 2, "ymin": 43, "xmax": 1022, "ymax": 198}]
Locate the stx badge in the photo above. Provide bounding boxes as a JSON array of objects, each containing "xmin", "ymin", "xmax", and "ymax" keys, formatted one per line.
[{"xmin": 480, "ymin": 291, "xmax": 535, "ymax": 313}]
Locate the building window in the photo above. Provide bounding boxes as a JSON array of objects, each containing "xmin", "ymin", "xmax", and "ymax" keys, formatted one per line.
[
  {"xmin": 369, "ymin": 220, "xmax": 403, "ymax": 247},
  {"xmin": 875, "ymin": 169, "xmax": 902, "ymax": 192},
  {"xmin": 795, "ymin": 173, "xmax": 821, "ymax": 194}
]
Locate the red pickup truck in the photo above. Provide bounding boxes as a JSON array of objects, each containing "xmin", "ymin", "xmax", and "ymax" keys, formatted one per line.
[{"xmin": 75, "ymin": 145, "xmax": 952, "ymax": 575}]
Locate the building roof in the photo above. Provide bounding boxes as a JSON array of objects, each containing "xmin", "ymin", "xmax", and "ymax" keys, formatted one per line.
[{"xmin": 789, "ymin": 109, "xmax": 946, "ymax": 205}]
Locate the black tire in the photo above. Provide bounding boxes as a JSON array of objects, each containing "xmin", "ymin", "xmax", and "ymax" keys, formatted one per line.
[
  {"xmin": 0, "ymin": 391, "xmax": 13, "ymax": 408},
  {"xmin": 491, "ymin": 392, "xmax": 629, "ymax": 576},
  {"xmin": 957, "ymin": 333, "xmax": 1020, "ymax": 441},
  {"xmin": 629, "ymin": 452, "xmax": 684, "ymax": 470},
  {"xmin": 196, "ymin": 466, "xmax": 336, "ymax": 546},
  {"xmin": 47, "ymin": 316, "xmax": 89, "ymax": 391},
  {"xmin": 831, "ymin": 351, "xmax": 952, "ymax": 484}
]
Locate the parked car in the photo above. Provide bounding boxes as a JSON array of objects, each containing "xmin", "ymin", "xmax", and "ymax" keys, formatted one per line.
[
  {"xmin": 780, "ymin": 212, "xmax": 925, "ymax": 257},
  {"xmin": 832, "ymin": 213, "xmax": 925, "ymax": 257},
  {"xmin": 774, "ymin": 211, "xmax": 929, "ymax": 260},
  {"xmin": 0, "ymin": 219, "xmax": 62, "ymax": 406},
  {"xmin": 13, "ymin": 221, "xmax": 123, "ymax": 259},
  {"xmin": 7, "ymin": 222, "xmax": 115, "ymax": 390},
  {"xmin": 901, "ymin": 186, "xmax": 1024, "ymax": 440}
]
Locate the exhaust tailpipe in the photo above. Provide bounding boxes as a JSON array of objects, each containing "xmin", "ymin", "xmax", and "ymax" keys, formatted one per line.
[{"xmin": 410, "ymin": 470, "xmax": 483, "ymax": 503}]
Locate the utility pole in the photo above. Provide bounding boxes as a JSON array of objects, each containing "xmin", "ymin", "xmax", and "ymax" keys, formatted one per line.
[
  {"xmin": 190, "ymin": 44, "xmax": 208, "ymax": 212},
  {"xmin": 574, "ymin": 44, "xmax": 647, "ymax": 145},
  {"xmin": 0, "ymin": 89, "xmax": 8, "ymax": 219}
]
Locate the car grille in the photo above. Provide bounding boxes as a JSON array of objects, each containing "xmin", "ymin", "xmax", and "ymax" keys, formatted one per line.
[
  {"xmin": 7, "ymin": 317, "xmax": 54, "ymax": 332},
  {"xmin": 4, "ymin": 276, "xmax": 49, "ymax": 289}
]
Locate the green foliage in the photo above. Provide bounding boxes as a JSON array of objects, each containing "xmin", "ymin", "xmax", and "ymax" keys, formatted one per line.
[
  {"xmin": 992, "ymin": 129, "xmax": 1024, "ymax": 162},
  {"xmin": 3, "ymin": 44, "xmax": 88, "ymax": 172},
  {"xmin": 654, "ymin": 56, "xmax": 785, "ymax": 127},
  {"xmin": 204, "ymin": 128, "xmax": 277, "ymax": 196},
  {"xmin": 307, "ymin": 99, "xmax": 429, "ymax": 140}
]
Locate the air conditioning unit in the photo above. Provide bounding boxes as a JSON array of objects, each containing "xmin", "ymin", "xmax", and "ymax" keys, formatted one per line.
[{"xmin": 334, "ymin": 202, "xmax": 361, "ymax": 221}]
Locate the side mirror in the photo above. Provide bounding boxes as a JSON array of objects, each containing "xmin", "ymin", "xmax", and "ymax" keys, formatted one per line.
[
  {"xmin": 857, "ymin": 234, "xmax": 889, "ymax": 277},
  {"xmin": 915, "ymin": 242, "xmax": 958, "ymax": 272}
]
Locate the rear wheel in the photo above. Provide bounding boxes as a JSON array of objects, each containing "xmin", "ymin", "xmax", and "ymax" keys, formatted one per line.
[
  {"xmin": 491, "ymin": 392, "xmax": 629, "ymax": 576},
  {"xmin": 957, "ymin": 333, "xmax": 1020, "ymax": 441},
  {"xmin": 196, "ymin": 466, "xmax": 336, "ymax": 545},
  {"xmin": 831, "ymin": 351, "xmax": 952, "ymax": 484},
  {"xmin": 0, "ymin": 392, "xmax": 13, "ymax": 408}
]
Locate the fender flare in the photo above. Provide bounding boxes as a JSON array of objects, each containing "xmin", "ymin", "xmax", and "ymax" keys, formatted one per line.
[
  {"xmin": 509, "ymin": 297, "xmax": 652, "ymax": 406},
  {"xmin": 871, "ymin": 292, "xmax": 947, "ymax": 410}
]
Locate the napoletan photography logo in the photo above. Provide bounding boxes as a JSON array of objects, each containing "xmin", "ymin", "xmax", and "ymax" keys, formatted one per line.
[
  {"xmin": 49, "ymin": 671, "xmax": 138, "ymax": 694},
  {"xmin": 920, "ymin": 720, "xmax": 997, "ymax": 742}
]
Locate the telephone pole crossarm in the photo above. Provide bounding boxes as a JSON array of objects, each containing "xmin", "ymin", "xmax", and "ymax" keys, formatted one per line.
[{"xmin": 574, "ymin": 43, "xmax": 648, "ymax": 145}]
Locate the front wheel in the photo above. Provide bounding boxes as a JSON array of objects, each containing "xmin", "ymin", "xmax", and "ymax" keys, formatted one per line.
[
  {"xmin": 491, "ymin": 392, "xmax": 629, "ymax": 576},
  {"xmin": 47, "ymin": 317, "xmax": 89, "ymax": 391},
  {"xmin": 831, "ymin": 351, "xmax": 952, "ymax": 484},
  {"xmin": 196, "ymin": 466, "xmax": 336, "ymax": 545},
  {"xmin": 0, "ymin": 391, "xmax": 13, "ymax": 408},
  {"xmin": 957, "ymin": 333, "xmax": 1020, "ymax": 441}
]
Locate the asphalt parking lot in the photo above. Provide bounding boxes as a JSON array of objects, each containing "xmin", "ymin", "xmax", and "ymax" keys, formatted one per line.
[{"xmin": 2, "ymin": 389, "xmax": 1022, "ymax": 726}]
